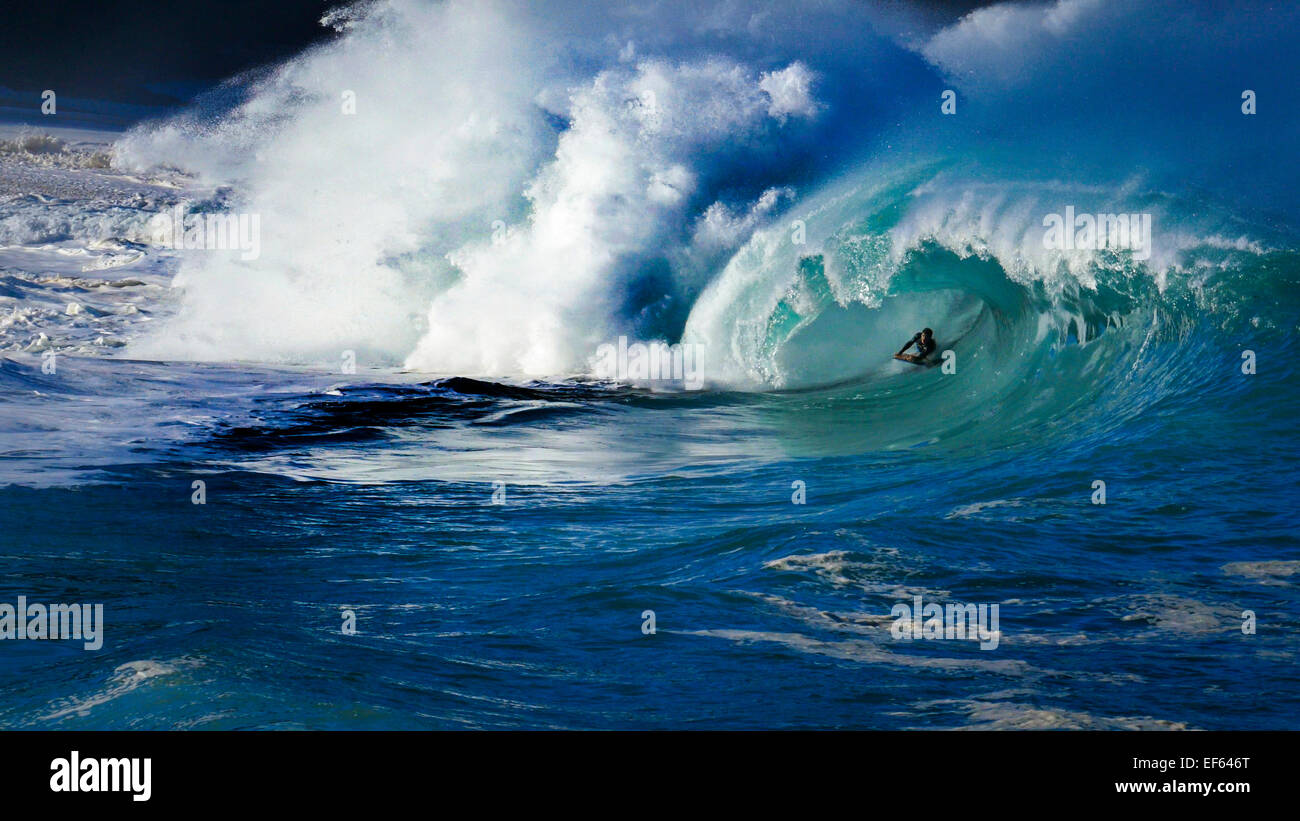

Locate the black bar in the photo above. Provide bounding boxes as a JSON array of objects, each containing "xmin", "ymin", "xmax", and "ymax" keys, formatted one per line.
[{"xmin": 3, "ymin": 731, "xmax": 1285, "ymax": 808}]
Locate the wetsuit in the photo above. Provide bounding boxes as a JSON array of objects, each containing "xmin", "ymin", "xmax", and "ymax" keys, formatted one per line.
[{"xmin": 899, "ymin": 333, "xmax": 936, "ymax": 360}]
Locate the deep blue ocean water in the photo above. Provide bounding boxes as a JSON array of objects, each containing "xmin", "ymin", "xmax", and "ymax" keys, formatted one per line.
[{"xmin": 2, "ymin": 288, "xmax": 1297, "ymax": 729}]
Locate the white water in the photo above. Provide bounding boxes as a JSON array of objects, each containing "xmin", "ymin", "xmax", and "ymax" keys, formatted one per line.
[{"xmin": 91, "ymin": 0, "xmax": 1299, "ymax": 384}]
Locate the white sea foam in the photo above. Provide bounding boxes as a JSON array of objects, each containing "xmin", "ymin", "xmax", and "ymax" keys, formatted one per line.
[
  {"xmin": 915, "ymin": 697, "xmax": 1190, "ymax": 731},
  {"xmin": 1111, "ymin": 593, "xmax": 1240, "ymax": 635},
  {"xmin": 1222, "ymin": 561, "xmax": 1300, "ymax": 584},
  {"xmin": 10, "ymin": 0, "xmax": 1290, "ymax": 384},
  {"xmin": 41, "ymin": 659, "xmax": 193, "ymax": 723}
]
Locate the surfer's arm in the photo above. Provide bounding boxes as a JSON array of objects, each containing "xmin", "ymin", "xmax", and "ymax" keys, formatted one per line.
[{"xmin": 896, "ymin": 337, "xmax": 917, "ymax": 356}]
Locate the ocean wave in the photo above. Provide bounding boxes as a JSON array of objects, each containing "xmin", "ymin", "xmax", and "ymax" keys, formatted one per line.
[{"xmin": 87, "ymin": 0, "xmax": 1295, "ymax": 422}]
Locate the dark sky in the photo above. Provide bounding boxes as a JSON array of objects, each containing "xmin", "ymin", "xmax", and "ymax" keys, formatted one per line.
[
  {"xmin": 0, "ymin": 0, "xmax": 338, "ymax": 105},
  {"xmin": 0, "ymin": 0, "xmax": 1001, "ymax": 106}
]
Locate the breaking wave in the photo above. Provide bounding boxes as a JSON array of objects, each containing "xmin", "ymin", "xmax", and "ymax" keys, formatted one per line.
[{"xmin": 108, "ymin": 0, "xmax": 1299, "ymax": 403}]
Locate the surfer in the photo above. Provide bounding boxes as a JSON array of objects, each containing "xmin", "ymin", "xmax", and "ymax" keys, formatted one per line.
[{"xmin": 895, "ymin": 328, "xmax": 936, "ymax": 363}]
